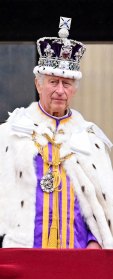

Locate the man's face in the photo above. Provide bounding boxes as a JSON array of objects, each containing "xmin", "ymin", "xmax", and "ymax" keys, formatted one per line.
[{"xmin": 35, "ymin": 75, "xmax": 77, "ymax": 117}]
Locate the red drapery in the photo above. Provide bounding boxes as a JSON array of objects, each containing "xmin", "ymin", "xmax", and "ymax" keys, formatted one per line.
[{"xmin": 0, "ymin": 249, "xmax": 112, "ymax": 279}]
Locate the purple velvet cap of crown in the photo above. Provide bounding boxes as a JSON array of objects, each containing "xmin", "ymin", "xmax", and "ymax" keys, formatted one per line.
[{"xmin": 38, "ymin": 38, "xmax": 83, "ymax": 60}]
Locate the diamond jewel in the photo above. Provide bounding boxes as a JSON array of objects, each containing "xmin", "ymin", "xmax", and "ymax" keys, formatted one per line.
[{"xmin": 40, "ymin": 169, "xmax": 54, "ymax": 193}]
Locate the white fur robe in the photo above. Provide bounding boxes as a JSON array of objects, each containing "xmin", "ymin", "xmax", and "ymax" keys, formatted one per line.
[{"xmin": 0, "ymin": 102, "xmax": 113, "ymax": 248}]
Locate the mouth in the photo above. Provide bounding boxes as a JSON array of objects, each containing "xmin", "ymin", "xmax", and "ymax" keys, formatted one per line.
[{"xmin": 52, "ymin": 98, "xmax": 66, "ymax": 101}]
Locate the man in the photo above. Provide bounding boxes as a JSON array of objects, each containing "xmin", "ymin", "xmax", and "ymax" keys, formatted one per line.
[{"xmin": 0, "ymin": 17, "xmax": 113, "ymax": 249}]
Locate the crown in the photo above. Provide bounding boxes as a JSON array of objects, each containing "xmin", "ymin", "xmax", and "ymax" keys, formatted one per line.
[{"xmin": 33, "ymin": 17, "xmax": 86, "ymax": 80}]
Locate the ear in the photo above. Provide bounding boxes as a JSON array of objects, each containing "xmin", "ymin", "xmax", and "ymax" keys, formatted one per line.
[{"xmin": 35, "ymin": 78, "xmax": 42, "ymax": 95}]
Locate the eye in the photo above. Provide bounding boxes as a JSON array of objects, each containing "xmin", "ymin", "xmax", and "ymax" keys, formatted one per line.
[
  {"xmin": 63, "ymin": 82, "xmax": 71, "ymax": 87},
  {"xmin": 50, "ymin": 80, "xmax": 58, "ymax": 85}
]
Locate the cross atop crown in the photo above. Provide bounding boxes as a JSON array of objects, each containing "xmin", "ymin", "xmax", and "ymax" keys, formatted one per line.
[{"xmin": 59, "ymin": 17, "xmax": 72, "ymax": 30}]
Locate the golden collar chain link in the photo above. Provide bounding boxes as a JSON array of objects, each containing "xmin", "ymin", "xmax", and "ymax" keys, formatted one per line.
[{"xmin": 32, "ymin": 131, "xmax": 73, "ymax": 193}]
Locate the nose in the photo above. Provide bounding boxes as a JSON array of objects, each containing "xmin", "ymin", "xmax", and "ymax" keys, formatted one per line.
[{"xmin": 56, "ymin": 81, "xmax": 64, "ymax": 95}]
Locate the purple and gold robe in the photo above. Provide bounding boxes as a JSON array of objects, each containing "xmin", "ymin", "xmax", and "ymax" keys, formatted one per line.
[{"xmin": 33, "ymin": 103, "xmax": 96, "ymax": 248}]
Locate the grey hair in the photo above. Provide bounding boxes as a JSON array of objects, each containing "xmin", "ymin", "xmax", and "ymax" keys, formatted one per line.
[
  {"xmin": 74, "ymin": 80, "xmax": 79, "ymax": 89},
  {"xmin": 35, "ymin": 73, "xmax": 45, "ymax": 85},
  {"xmin": 35, "ymin": 73, "xmax": 79, "ymax": 89}
]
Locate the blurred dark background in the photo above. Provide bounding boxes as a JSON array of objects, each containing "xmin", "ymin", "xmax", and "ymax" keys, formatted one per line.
[
  {"xmin": 0, "ymin": 0, "xmax": 113, "ymax": 122},
  {"xmin": 1, "ymin": 0, "xmax": 113, "ymax": 41}
]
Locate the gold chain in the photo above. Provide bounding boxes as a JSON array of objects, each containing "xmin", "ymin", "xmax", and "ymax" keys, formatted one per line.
[{"xmin": 32, "ymin": 131, "xmax": 73, "ymax": 167}]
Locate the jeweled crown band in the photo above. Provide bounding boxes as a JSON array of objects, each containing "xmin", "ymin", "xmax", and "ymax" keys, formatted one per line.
[{"xmin": 38, "ymin": 57, "xmax": 80, "ymax": 71}]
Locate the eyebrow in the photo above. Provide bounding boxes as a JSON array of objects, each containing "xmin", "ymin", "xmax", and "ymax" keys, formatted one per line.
[{"xmin": 49, "ymin": 78, "xmax": 57, "ymax": 80}]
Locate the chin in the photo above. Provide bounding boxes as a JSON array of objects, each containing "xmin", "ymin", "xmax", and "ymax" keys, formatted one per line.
[
  {"xmin": 53, "ymin": 103, "xmax": 66, "ymax": 109},
  {"xmin": 54, "ymin": 105, "xmax": 65, "ymax": 112}
]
